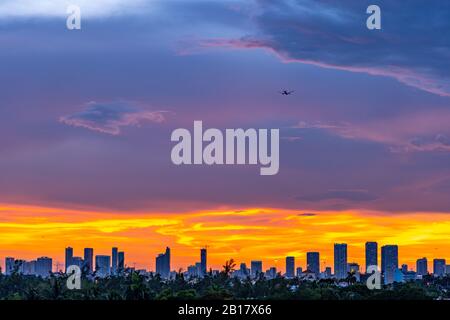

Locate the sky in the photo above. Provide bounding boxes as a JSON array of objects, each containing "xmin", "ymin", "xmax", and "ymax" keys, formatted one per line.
[{"xmin": 0, "ymin": 0, "xmax": 449, "ymax": 272}]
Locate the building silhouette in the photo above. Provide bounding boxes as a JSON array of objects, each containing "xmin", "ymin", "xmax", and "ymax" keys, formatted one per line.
[
  {"xmin": 65, "ymin": 247, "xmax": 73, "ymax": 273},
  {"xmin": 285, "ymin": 256, "xmax": 295, "ymax": 278},
  {"xmin": 433, "ymin": 259, "xmax": 446, "ymax": 277},
  {"xmin": 111, "ymin": 247, "xmax": 118, "ymax": 275},
  {"xmin": 381, "ymin": 245, "xmax": 398, "ymax": 284},
  {"xmin": 156, "ymin": 247, "xmax": 171, "ymax": 278},
  {"xmin": 365, "ymin": 242, "xmax": 378, "ymax": 272},
  {"xmin": 251, "ymin": 260, "xmax": 263, "ymax": 277},
  {"xmin": 334, "ymin": 243, "xmax": 348, "ymax": 280},
  {"xmin": 84, "ymin": 248, "xmax": 94, "ymax": 273},
  {"xmin": 36, "ymin": 257, "xmax": 52, "ymax": 278},
  {"xmin": 200, "ymin": 248, "xmax": 207, "ymax": 275},
  {"xmin": 306, "ymin": 252, "xmax": 320, "ymax": 276},
  {"xmin": 95, "ymin": 255, "xmax": 111, "ymax": 277},
  {"xmin": 416, "ymin": 257, "xmax": 428, "ymax": 276},
  {"xmin": 118, "ymin": 251, "xmax": 125, "ymax": 272}
]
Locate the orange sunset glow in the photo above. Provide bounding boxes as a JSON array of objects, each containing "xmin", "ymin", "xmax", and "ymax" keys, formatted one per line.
[{"xmin": 1, "ymin": 204, "xmax": 449, "ymax": 273}]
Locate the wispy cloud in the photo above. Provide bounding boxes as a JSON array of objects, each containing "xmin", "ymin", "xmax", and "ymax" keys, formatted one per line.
[{"xmin": 60, "ymin": 101, "xmax": 165, "ymax": 135}]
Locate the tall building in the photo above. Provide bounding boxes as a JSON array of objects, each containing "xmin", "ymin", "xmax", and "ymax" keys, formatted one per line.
[
  {"xmin": 155, "ymin": 247, "xmax": 171, "ymax": 278},
  {"xmin": 433, "ymin": 259, "xmax": 446, "ymax": 277},
  {"xmin": 111, "ymin": 247, "xmax": 118, "ymax": 275},
  {"xmin": 381, "ymin": 245, "xmax": 398, "ymax": 284},
  {"xmin": 95, "ymin": 255, "xmax": 111, "ymax": 278},
  {"xmin": 118, "ymin": 251, "xmax": 125, "ymax": 272},
  {"xmin": 446, "ymin": 265, "xmax": 450, "ymax": 275},
  {"xmin": 36, "ymin": 257, "xmax": 52, "ymax": 278},
  {"xmin": 5, "ymin": 257, "xmax": 15, "ymax": 275},
  {"xmin": 251, "ymin": 260, "xmax": 263, "ymax": 277},
  {"xmin": 71, "ymin": 257, "xmax": 83, "ymax": 268},
  {"xmin": 306, "ymin": 252, "xmax": 320, "ymax": 276},
  {"xmin": 65, "ymin": 247, "xmax": 73, "ymax": 273},
  {"xmin": 23, "ymin": 260, "xmax": 36, "ymax": 275},
  {"xmin": 334, "ymin": 243, "xmax": 348, "ymax": 280},
  {"xmin": 200, "ymin": 248, "xmax": 207, "ymax": 275},
  {"xmin": 365, "ymin": 242, "xmax": 378, "ymax": 272},
  {"xmin": 416, "ymin": 257, "xmax": 428, "ymax": 276},
  {"xmin": 285, "ymin": 256, "xmax": 295, "ymax": 278},
  {"xmin": 296, "ymin": 267, "xmax": 303, "ymax": 277},
  {"xmin": 83, "ymin": 248, "xmax": 94, "ymax": 273}
]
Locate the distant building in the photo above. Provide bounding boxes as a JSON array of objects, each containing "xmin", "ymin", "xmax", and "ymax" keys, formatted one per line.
[
  {"xmin": 156, "ymin": 247, "xmax": 171, "ymax": 278},
  {"xmin": 266, "ymin": 267, "xmax": 277, "ymax": 279},
  {"xmin": 285, "ymin": 256, "xmax": 295, "ymax": 278},
  {"xmin": 251, "ymin": 261, "xmax": 263, "ymax": 277},
  {"xmin": 200, "ymin": 248, "xmax": 207, "ymax": 276},
  {"xmin": 95, "ymin": 255, "xmax": 111, "ymax": 277},
  {"xmin": 381, "ymin": 245, "xmax": 398, "ymax": 284},
  {"xmin": 5, "ymin": 257, "xmax": 15, "ymax": 275},
  {"xmin": 416, "ymin": 257, "xmax": 428, "ymax": 276},
  {"xmin": 365, "ymin": 242, "xmax": 378, "ymax": 272},
  {"xmin": 334, "ymin": 243, "xmax": 348, "ymax": 280},
  {"xmin": 296, "ymin": 267, "xmax": 303, "ymax": 277},
  {"xmin": 36, "ymin": 257, "xmax": 52, "ymax": 278},
  {"xmin": 118, "ymin": 251, "xmax": 125, "ymax": 272},
  {"xmin": 23, "ymin": 260, "xmax": 36, "ymax": 275},
  {"xmin": 306, "ymin": 252, "xmax": 320, "ymax": 276},
  {"xmin": 84, "ymin": 248, "xmax": 94, "ymax": 273},
  {"xmin": 433, "ymin": 259, "xmax": 446, "ymax": 277},
  {"xmin": 324, "ymin": 267, "xmax": 332, "ymax": 278},
  {"xmin": 401, "ymin": 264, "xmax": 408, "ymax": 273},
  {"xmin": 65, "ymin": 247, "xmax": 73, "ymax": 273},
  {"xmin": 238, "ymin": 263, "xmax": 249, "ymax": 278},
  {"xmin": 446, "ymin": 265, "xmax": 450, "ymax": 275},
  {"xmin": 111, "ymin": 247, "xmax": 118, "ymax": 275},
  {"xmin": 71, "ymin": 256, "xmax": 84, "ymax": 268},
  {"xmin": 348, "ymin": 262, "xmax": 360, "ymax": 281}
]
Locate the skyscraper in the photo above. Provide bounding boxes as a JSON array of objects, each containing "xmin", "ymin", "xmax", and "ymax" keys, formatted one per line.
[
  {"xmin": 306, "ymin": 252, "xmax": 320, "ymax": 276},
  {"xmin": 155, "ymin": 247, "xmax": 171, "ymax": 278},
  {"xmin": 111, "ymin": 247, "xmax": 118, "ymax": 275},
  {"xmin": 5, "ymin": 257, "xmax": 15, "ymax": 275},
  {"xmin": 95, "ymin": 255, "xmax": 111, "ymax": 278},
  {"xmin": 200, "ymin": 248, "xmax": 207, "ymax": 275},
  {"xmin": 433, "ymin": 259, "xmax": 446, "ymax": 277},
  {"xmin": 251, "ymin": 260, "xmax": 263, "ymax": 277},
  {"xmin": 334, "ymin": 243, "xmax": 347, "ymax": 280},
  {"xmin": 365, "ymin": 242, "xmax": 378, "ymax": 272},
  {"xmin": 381, "ymin": 245, "xmax": 398, "ymax": 284},
  {"xmin": 35, "ymin": 257, "xmax": 52, "ymax": 278},
  {"xmin": 65, "ymin": 247, "xmax": 73, "ymax": 273},
  {"xmin": 118, "ymin": 251, "xmax": 125, "ymax": 272},
  {"xmin": 285, "ymin": 256, "xmax": 295, "ymax": 278},
  {"xmin": 416, "ymin": 257, "xmax": 428, "ymax": 276},
  {"xmin": 83, "ymin": 248, "xmax": 94, "ymax": 273}
]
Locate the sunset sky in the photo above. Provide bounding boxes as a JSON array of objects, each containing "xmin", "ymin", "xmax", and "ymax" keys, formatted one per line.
[{"xmin": 1, "ymin": 0, "xmax": 450, "ymax": 272}]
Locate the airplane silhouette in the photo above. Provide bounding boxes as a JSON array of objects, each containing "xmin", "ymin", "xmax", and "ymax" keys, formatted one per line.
[{"xmin": 280, "ymin": 90, "xmax": 294, "ymax": 95}]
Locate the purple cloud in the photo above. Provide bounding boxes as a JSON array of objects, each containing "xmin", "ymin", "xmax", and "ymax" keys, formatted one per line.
[
  {"xmin": 197, "ymin": 0, "xmax": 450, "ymax": 97},
  {"xmin": 60, "ymin": 102, "xmax": 165, "ymax": 135}
]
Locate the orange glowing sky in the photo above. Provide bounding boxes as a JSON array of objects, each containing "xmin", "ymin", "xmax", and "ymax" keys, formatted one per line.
[{"xmin": 0, "ymin": 203, "xmax": 449, "ymax": 273}]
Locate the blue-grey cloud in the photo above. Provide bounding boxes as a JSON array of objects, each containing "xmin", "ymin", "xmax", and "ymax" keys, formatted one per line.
[
  {"xmin": 202, "ymin": 0, "xmax": 450, "ymax": 96},
  {"xmin": 60, "ymin": 102, "xmax": 165, "ymax": 135}
]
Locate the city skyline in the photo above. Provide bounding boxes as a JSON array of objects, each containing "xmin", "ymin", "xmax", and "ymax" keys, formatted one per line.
[{"xmin": 2, "ymin": 241, "xmax": 448, "ymax": 279}]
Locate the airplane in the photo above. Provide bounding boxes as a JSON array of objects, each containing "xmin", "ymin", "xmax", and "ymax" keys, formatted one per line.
[{"xmin": 279, "ymin": 90, "xmax": 294, "ymax": 95}]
